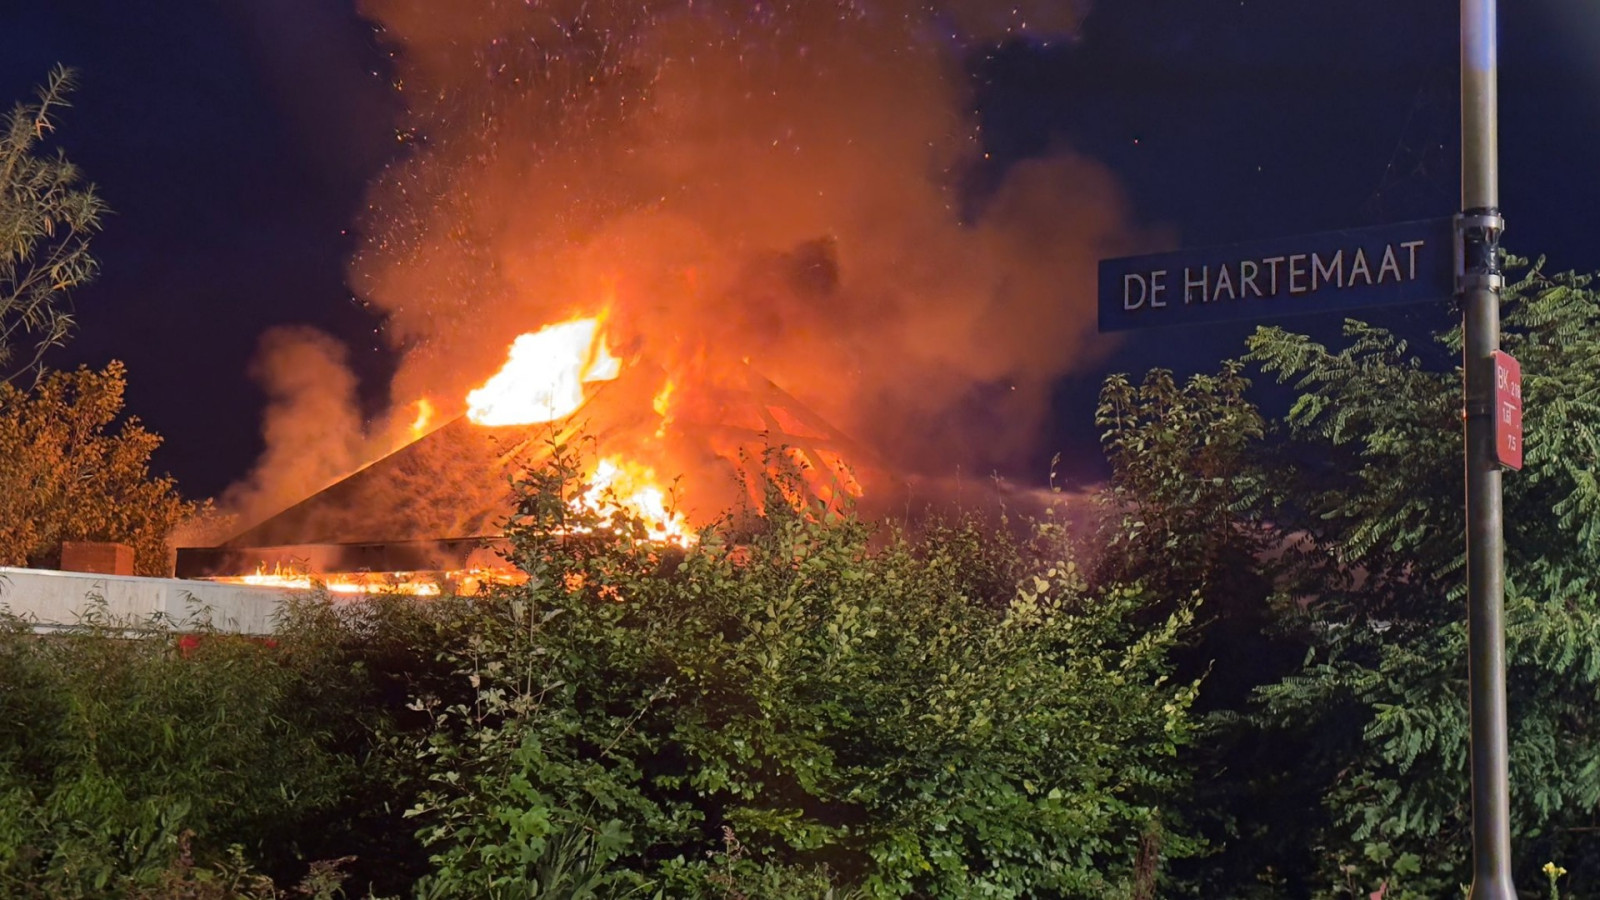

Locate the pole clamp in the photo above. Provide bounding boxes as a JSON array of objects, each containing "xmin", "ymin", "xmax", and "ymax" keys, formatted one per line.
[{"xmin": 1455, "ymin": 208, "xmax": 1505, "ymax": 294}]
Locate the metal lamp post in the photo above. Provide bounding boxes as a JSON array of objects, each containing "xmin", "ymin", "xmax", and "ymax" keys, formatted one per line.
[{"xmin": 1459, "ymin": 0, "xmax": 1516, "ymax": 896}]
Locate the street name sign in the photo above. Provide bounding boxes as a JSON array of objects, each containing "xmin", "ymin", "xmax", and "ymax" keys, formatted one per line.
[
  {"xmin": 1098, "ymin": 217, "xmax": 1457, "ymax": 332},
  {"xmin": 1493, "ymin": 350, "xmax": 1522, "ymax": 470}
]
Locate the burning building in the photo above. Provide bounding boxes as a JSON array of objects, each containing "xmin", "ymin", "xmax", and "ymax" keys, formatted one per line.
[
  {"xmin": 180, "ymin": 1, "xmax": 1148, "ymax": 590},
  {"xmin": 177, "ymin": 312, "xmax": 886, "ymax": 593}
]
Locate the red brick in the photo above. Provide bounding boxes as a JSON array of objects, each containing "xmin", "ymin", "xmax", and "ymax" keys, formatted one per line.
[{"xmin": 59, "ymin": 541, "xmax": 134, "ymax": 576}]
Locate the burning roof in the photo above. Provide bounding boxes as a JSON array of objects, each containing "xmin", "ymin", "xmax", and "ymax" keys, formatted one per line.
[{"xmin": 177, "ymin": 314, "xmax": 888, "ymax": 585}]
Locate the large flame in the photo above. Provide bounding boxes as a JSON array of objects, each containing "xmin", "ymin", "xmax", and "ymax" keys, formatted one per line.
[
  {"xmin": 466, "ymin": 315, "xmax": 692, "ymax": 545},
  {"xmin": 466, "ymin": 316, "xmax": 619, "ymax": 426}
]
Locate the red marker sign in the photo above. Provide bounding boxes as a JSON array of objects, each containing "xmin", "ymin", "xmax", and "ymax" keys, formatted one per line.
[{"xmin": 1493, "ymin": 350, "xmax": 1522, "ymax": 470}]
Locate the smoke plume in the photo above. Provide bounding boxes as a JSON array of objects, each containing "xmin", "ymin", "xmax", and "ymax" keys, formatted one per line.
[
  {"xmin": 231, "ymin": 0, "xmax": 1156, "ymax": 529},
  {"xmin": 223, "ymin": 326, "xmax": 383, "ymax": 524}
]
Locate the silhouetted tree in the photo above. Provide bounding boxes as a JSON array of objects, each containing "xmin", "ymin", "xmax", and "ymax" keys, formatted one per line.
[{"xmin": 1, "ymin": 65, "xmax": 105, "ymax": 386}]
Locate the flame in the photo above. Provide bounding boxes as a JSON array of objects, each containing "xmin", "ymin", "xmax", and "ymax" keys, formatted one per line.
[
  {"xmin": 221, "ymin": 564, "xmax": 525, "ymax": 597},
  {"xmin": 586, "ymin": 334, "xmax": 622, "ymax": 382},
  {"xmin": 652, "ymin": 379, "xmax": 675, "ymax": 417},
  {"xmin": 409, "ymin": 397, "xmax": 435, "ymax": 438},
  {"xmin": 466, "ymin": 316, "xmax": 619, "ymax": 426},
  {"xmin": 576, "ymin": 456, "xmax": 692, "ymax": 545},
  {"xmin": 652, "ymin": 378, "xmax": 675, "ymax": 438},
  {"xmin": 453, "ymin": 301, "xmax": 864, "ymax": 548},
  {"xmin": 460, "ymin": 314, "xmax": 693, "ymax": 544}
]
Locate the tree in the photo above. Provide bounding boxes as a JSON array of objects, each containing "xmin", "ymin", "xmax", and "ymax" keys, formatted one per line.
[
  {"xmin": 0, "ymin": 69, "xmax": 192, "ymax": 577},
  {"xmin": 1094, "ymin": 365, "xmax": 1321, "ymax": 897},
  {"xmin": 1, "ymin": 64, "xmax": 105, "ymax": 386},
  {"xmin": 1093, "ymin": 360, "xmax": 1286, "ymax": 703},
  {"xmin": 0, "ymin": 362, "xmax": 197, "ymax": 575},
  {"xmin": 1248, "ymin": 260, "xmax": 1600, "ymax": 898},
  {"xmin": 1099, "ymin": 257, "xmax": 1600, "ymax": 898}
]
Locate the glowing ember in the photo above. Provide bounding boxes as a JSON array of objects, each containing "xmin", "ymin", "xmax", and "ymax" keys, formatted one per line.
[
  {"xmin": 577, "ymin": 456, "xmax": 693, "ymax": 545},
  {"xmin": 466, "ymin": 317, "xmax": 619, "ymax": 426}
]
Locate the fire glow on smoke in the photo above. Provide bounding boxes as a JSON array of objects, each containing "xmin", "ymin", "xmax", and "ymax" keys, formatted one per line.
[
  {"xmin": 225, "ymin": 2, "xmax": 1142, "ymax": 540},
  {"xmin": 205, "ymin": 1, "xmax": 1157, "ymax": 603}
]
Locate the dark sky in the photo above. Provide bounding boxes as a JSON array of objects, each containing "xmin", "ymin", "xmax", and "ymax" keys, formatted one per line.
[{"xmin": 2, "ymin": 1, "xmax": 1596, "ymax": 500}]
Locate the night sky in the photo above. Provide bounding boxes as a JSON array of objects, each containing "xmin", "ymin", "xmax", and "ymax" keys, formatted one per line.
[{"xmin": 2, "ymin": 1, "xmax": 1596, "ymax": 502}]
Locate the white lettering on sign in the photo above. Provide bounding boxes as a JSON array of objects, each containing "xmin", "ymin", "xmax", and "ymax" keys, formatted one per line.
[
  {"xmin": 1288, "ymin": 254, "xmax": 1309, "ymax": 294},
  {"xmin": 1349, "ymin": 248, "xmax": 1372, "ymax": 286},
  {"xmin": 1402, "ymin": 240, "xmax": 1424, "ymax": 278},
  {"xmin": 1378, "ymin": 245, "xmax": 1402, "ymax": 283},
  {"xmin": 1123, "ymin": 273, "xmax": 1147, "ymax": 310},
  {"xmin": 1262, "ymin": 256, "xmax": 1285, "ymax": 296},
  {"xmin": 1312, "ymin": 250, "xmax": 1343, "ymax": 289},
  {"xmin": 1240, "ymin": 260, "xmax": 1261, "ymax": 298},
  {"xmin": 1185, "ymin": 266, "xmax": 1208, "ymax": 304},
  {"xmin": 1495, "ymin": 365, "xmax": 1522, "ymax": 399},
  {"xmin": 1213, "ymin": 263, "xmax": 1236, "ymax": 301},
  {"xmin": 1116, "ymin": 237, "xmax": 1434, "ymax": 314}
]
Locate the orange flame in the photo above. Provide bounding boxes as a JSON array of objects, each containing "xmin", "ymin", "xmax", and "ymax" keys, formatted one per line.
[
  {"xmin": 409, "ymin": 397, "xmax": 435, "ymax": 438},
  {"xmin": 464, "ymin": 314, "xmax": 693, "ymax": 545},
  {"xmin": 652, "ymin": 378, "xmax": 675, "ymax": 438},
  {"xmin": 223, "ymin": 564, "xmax": 526, "ymax": 597},
  {"xmin": 466, "ymin": 316, "xmax": 619, "ymax": 426},
  {"xmin": 651, "ymin": 378, "xmax": 675, "ymax": 417},
  {"xmin": 575, "ymin": 456, "xmax": 692, "ymax": 545}
]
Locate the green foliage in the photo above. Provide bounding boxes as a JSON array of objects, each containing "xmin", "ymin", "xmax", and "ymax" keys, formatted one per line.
[
  {"xmin": 120, "ymin": 839, "xmax": 357, "ymax": 900},
  {"xmin": 1093, "ymin": 364, "xmax": 1314, "ymax": 897},
  {"xmin": 0, "ymin": 604, "xmax": 389, "ymax": 899},
  {"xmin": 0, "ymin": 437, "xmax": 1204, "ymax": 898},
  {"xmin": 1243, "ymin": 259, "xmax": 1600, "ymax": 897},
  {"xmin": 1092, "ymin": 361, "xmax": 1283, "ymax": 698},
  {"xmin": 0, "ymin": 361, "xmax": 198, "ymax": 574},
  {"xmin": 1096, "ymin": 360, "xmax": 1269, "ymax": 590},
  {"xmin": 401, "ymin": 441, "xmax": 1202, "ymax": 898},
  {"xmin": 1098, "ymin": 257, "xmax": 1600, "ymax": 897},
  {"xmin": 0, "ymin": 65, "xmax": 106, "ymax": 385}
]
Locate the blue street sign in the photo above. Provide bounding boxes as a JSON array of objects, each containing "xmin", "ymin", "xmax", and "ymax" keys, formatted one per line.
[{"xmin": 1098, "ymin": 217, "xmax": 1457, "ymax": 332}]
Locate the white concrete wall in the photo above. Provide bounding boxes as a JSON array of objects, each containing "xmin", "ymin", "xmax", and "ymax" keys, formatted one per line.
[{"xmin": 0, "ymin": 567, "xmax": 294, "ymax": 635}]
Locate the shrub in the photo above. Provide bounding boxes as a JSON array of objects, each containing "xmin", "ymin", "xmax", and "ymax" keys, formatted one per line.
[
  {"xmin": 0, "ymin": 604, "xmax": 376, "ymax": 898},
  {"xmin": 400, "ymin": 443, "xmax": 1202, "ymax": 898},
  {"xmin": 0, "ymin": 442, "xmax": 1206, "ymax": 899}
]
